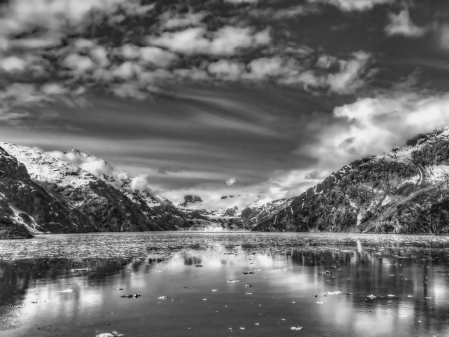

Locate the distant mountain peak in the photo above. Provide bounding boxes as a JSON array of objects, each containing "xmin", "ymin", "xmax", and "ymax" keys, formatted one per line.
[
  {"xmin": 225, "ymin": 177, "xmax": 241, "ymax": 186},
  {"xmin": 65, "ymin": 148, "xmax": 93, "ymax": 158}
]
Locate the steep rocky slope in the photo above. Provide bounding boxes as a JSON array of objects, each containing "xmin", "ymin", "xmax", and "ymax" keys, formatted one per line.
[
  {"xmin": 0, "ymin": 143, "xmax": 189, "ymax": 234},
  {"xmin": 0, "ymin": 146, "xmax": 91, "ymax": 238},
  {"xmin": 242, "ymin": 127, "xmax": 449, "ymax": 234}
]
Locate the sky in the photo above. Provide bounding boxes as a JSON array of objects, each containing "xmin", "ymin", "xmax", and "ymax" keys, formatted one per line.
[{"xmin": 1, "ymin": 0, "xmax": 449, "ymax": 204}]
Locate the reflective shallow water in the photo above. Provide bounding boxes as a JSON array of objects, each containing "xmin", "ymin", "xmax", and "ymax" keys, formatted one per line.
[{"xmin": 1, "ymin": 233, "xmax": 449, "ymax": 337}]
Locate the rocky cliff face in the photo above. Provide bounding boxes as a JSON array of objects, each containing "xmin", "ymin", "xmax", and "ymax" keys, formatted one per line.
[
  {"xmin": 0, "ymin": 146, "xmax": 90, "ymax": 238},
  {"xmin": 0, "ymin": 143, "xmax": 189, "ymax": 235},
  {"xmin": 242, "ymin": 127, "xmax": 449, "ymax": 234}
]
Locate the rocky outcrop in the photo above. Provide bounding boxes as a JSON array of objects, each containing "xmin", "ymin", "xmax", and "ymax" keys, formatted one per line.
[
  {"xmin": 0, "ymin": 143, "xmax": 189, "ymax": 234},
  {"xmin": 0, "ymin": 146, "xmax": 90, "ymax": 237},
  {"xmin": 180, "ymin": 195, "xmax": 202, "ymax": 206},
  {"xmin": 242, "ymin": 127, "xmax": 449, "ymax": 234}
]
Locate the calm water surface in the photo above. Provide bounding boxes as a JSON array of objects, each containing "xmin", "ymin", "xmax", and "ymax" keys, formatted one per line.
[{"xmin": 1, "ymin": 232, "xmax": 449, "ymax": 337}]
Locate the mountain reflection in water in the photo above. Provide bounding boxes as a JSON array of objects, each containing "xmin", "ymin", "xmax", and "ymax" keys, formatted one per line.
[{"xmin": 0, "ymin": 233, "xmax": 449, "ymax": 337}]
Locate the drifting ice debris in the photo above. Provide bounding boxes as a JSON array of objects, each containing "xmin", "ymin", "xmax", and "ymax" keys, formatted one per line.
[
  {"xmin": 158, "ymin": 296, "xmax": 168, "ymax": 300},
  {"xmin": 71, "ymin": 268, "xmax": 90, "ymax": 272},
  {"xmin": 367, "ymin": 294, "xmax": 376, "ymax": 299},
  {"xmin": 121, "ymin": 294, "xmax": 140, "ymax": 298},
  {"xmin": 316, "ymin": 302, "xmax": 324, "ymax": 304},
  {"xmin": 324, "ymin": 291, "xmax": 343, "ymax": 295},
  {"xmin": 291, "ymin": 327, "xmax": 304, "ymax": 331},
  {"xmin": 58, "ymin": 289, "xmax": 74, "ymax": 293},
  {"xmin": 245, "ymin": 284, "xmax": 253, "ymax": 288},
  {"xmin": 96, "ymin": 332, "xmax": 125, "ymax": 337},
  {"xmin": 212, "ymin": 289, "xmax": 217, "ymax": 292},
  {"xmin": 227, "ymin": 280, "xmax": 242, "ymax": 283}
]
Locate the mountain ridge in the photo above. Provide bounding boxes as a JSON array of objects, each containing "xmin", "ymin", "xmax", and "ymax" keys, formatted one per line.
[
  {"xmin": 241, "ymin": 127, "xmax": 449, "ymax": 234},
  {"xmin": 0, "ymin": 142, "xmax": 190, "ymax": 237}
]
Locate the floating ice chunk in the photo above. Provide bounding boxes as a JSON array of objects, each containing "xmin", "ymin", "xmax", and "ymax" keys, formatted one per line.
[
  {"xmin": 212, "ymin": 289, "xmax": 217, "ymax": 292},
  {"xmin": 71, "ymin": 268, "xmax": 89, "ymax": 272},
  {"xmin": 324, "ymin": 291, "xmax": 343, "ymax": 295},
  {"xmin": 291, "ymin": 326, "xmax": 303, "ymax": 331}
]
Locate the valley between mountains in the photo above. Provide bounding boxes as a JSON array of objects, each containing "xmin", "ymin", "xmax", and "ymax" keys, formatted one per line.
[{"xmin": 2, "ymin": 126, "xmax": 449, "ymax": 239}]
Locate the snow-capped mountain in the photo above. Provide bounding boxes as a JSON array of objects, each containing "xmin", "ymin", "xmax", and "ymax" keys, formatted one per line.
[
  {"xmin": 0, "ymin": 143, "xmax": 189, "ymax": 237},
  {"xmin": 242, "ymin": 127, "xmax": 449, "ymax": 234},
  {"xmin": 178, "ymin": 193, "xmax": 266, "ymax": 218},
  {"xmin": 0, "ymin": 146, "xmax": 91, "ymax": 239}
]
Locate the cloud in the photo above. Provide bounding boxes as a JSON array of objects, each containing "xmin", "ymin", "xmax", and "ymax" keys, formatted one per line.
[
  {"xmin": 293, "ymin": 51, "xmax": 372, "ymax": 94},
  {"xmin": 205, "ymin": 53, "xmax": 371, "ymax": 95},
  {"xmin": 385, "ymin": 10, "xmax": 427, "ymax": 37},
  {"xmin": 130, "ymin": 175, "xmax": 154, "ymax": 192},
  {"xmin": 0, "ymin": 84, "xmax": 51, "ymax": 122},
  {"xmin": 246, "ymin": 57, "xmax": 288, "ymax": 79},
  {"xmin": 0, "ymin": 56, "xmax": 27, "ymax": 72},
  {"xmin": 50, "ymin": 150, "xmax": 124, "ymax": 188},
  {"xmin": 110, "ymin": 82, "xmax": 149, "ymax": 100},
  {"xmin": 0, "ymin": 0, "xmax": 132, "ymax": 37},
  {"xmin": 120, "ymin": 45, "xmax": 178, "ymax": 68},
  {"xmin": 247, "ymin": 6, "xmax": 312, "ymax": 20},
  {"xmin": 41, "ymin": 83, "xmax": 67, "ymax": 95},
  {"xmin": 63, "ymin": 54, "xmax": 96, "ymax": 74},
  {"xmin": 152, "ymin": 26, "xmax": 271, "ymax": 55},
  {"xmin": 308, "ymin": 0, "xmax": 392, "ymax": 11},
  {"xmin": 225, "ymin": 0, "xmax": 259, "ymax": 3},
  {"xmin": 208, "ymin": 60, "xmax": 246, "ymax": 80},
  {"xmin": 160, "ymin": 11, "xmax": 206, "ymax": 29},
  {"xmin": 288, "ymin": 92, "xmax": 449, "ymax": 196}
]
